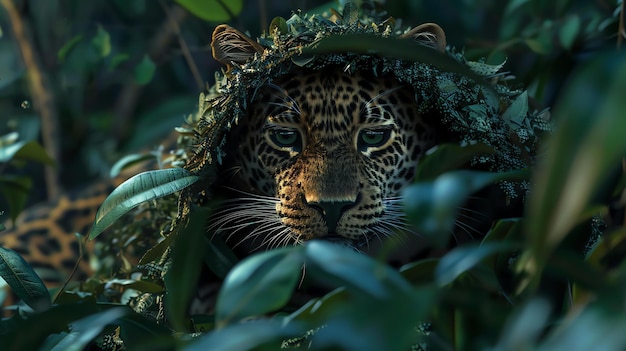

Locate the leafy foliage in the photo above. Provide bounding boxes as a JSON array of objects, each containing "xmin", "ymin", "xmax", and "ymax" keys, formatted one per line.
[{"xmin": 1, "ymin": 0, "xmax": 626, "ymax": 350}]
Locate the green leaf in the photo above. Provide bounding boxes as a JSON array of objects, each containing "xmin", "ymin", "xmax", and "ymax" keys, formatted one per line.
[
  {"xmin": 90, "ymin": 168, "xmax": 199, "ymax": 239},
  {"xmin": 106, "ymin": 279, "xmax": 165, "ymax": 294},
  {"xmin": 501, "ymin": 91, "xmax": 529, "ymax": 130},
  {"xmin": 304, "ymin": 241, "xmax": 413, "ymax": 298},
  {"xmin": 399, "ymin": 258, "xmax": 439, "ymax": 285},
  {"xmin": 495, "ymin": 298, "xmax": 551, "ymax": 350},
  {"xmin": 522, "ymin": 52, "xmax": 626, "ymax": 284},
  {"xmin": 269, "ymin": 16, "xmax": 288, "ymax": 35},
  {"xmin": 311, "ymin": 286, "xmax": 437, "ymax": 351},
  {"xmin": 559, "ymin": 15, "xmax": 581, "ymax": 50},
  {"xmin": 57, "ymin": 35, "xmax": 84, "ymax": 62},
  {"xmin": 404, "ymin": 170, "xmax": 528, "ymax": 246},
  {"xmin": 44, "ymin": 307, "xmax": 127, "ymax": 351},
  {"xmin": 547, "ymin": 249, "xmax": 607, "ymax": 291},
  {"xmin": 0, "ymin": 140, "xmax": 55, "ymax": 166},
  {"xmin": 0, "ymin": 246, "xmax": 50, "ymax": 311},
  {"xmin": 300, "ymin": 34, "xmax": 490, "ymax": 88},
  {"xmin": 109, "ymin": 152, "xmax": 158, "ymax": 178},
  {"xmin": 175, "ymin": 0, "xmax": 243, "ymax": 22},
  {"xmin": 481, "ymin": 219, "xmax": 524, "ymax": 272},
  {"xmin": 414, "ymin": 143, "xmax": 495, "ymax": 181},
  {"xmin": 435, "ymin": 242, "xmax": 518, "ymax": 286},
  {"xmin": 134, "ymin": 54, "xmax": 156, "ymax": 85},
  {"xmin": 91, "ymin": 25, "xmax": 111, "ymax": 57},
  {"xmin": 284, "ymin": 287, "xmax": 350, "ymax": 324},
  {"xmin": 0, "ymin": 175, "xmax": 32, "ymax": 222},
  {"xmin": 215, "ymin": 246, "xmax": 305, "ymax": 327},
  {"xmin": 203, "ymin": 234, "xmax": 239, "ymax": 279},
  {"xmin": 3, "ymin": 303, "xmax": 172, "ymax": 350},
  {"xmin": 537, "ymin": 302, "xmax": 626, "ymax": 351},
  {"xmin": 109, "ymin": 53, "xmax": 130, "ymax": 71},
  {"xmin": 138, "ymin": 231, "xmax": 176, "ymax": 265},
  {"xmin": 184, "ymin": 319, "xmax": 302, "ymax": 351},
  {"xmin": 165, "ymin": 207, "xmax": 210, "ymax": 331}
]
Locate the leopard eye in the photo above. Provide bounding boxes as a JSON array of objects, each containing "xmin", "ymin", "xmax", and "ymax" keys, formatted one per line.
[
  {"xmin": 357, "ymin": 129, "xmax": 391, "ymax": 150},
  {"xmin": 268, "ymin": 129, "xmax": 302, "ymax": 151}
]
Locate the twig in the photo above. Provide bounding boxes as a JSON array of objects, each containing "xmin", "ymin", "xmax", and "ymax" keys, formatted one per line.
[
  {"xmin": 1, "ymin": 0, "xmax": 60, "ymax": 199},
  {"xmin": 159, "ymin": 1, "xmax": 204, "ymax": 91}
]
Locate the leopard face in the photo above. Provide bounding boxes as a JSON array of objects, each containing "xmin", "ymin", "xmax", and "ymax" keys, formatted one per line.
[{"xmin": 211, "ymin": 67, "xmax": 437, "ymax": 253}]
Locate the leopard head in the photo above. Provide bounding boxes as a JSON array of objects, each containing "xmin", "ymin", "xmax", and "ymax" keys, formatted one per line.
[{"xmin": 207, "ymin": 23, "xmax": 448, "ymax": 256}]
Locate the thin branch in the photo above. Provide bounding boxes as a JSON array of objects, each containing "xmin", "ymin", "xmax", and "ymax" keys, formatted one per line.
[
  {"xmin": 1, "ymin": 0, "xmax": 60, "ymax": 200},
  {"xmin": 160, "ymin": 1, "xmax": 204, "ymax": 91}
]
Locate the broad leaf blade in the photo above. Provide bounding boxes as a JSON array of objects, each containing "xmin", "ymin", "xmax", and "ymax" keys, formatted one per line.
[
  {"xmin": 90, "ymin": 168, "xmax": 199, "ymax": 239},
  {"xmin": 414, "ymin": 143, "xmax": 495, "ymax": 181},
  {"xmin": 165, "ymin": 207, "xmax": 210, "ymax": 332},
  {"xmin": 435, "ymin": 242, "xmax": 518, "ymax": 286},
  {"xmin": 175, "ymin": 0, "xmax": 243, "ymax": 21},
  {"xmin": 304, "ymin": 241, "xmax": 412, "ymax": 298},
  {"xmin": 45, "ymin": 307, "xmax": 127, "ymax": 351},
  {"xmin": 521, "ymin": 51, "xmax": 626, "ymax": 290},
  {"xmin": 215, "ymin": 246, "xmax": 304, "ymax": 327},
  {"xmin": 0, "ymin": 247, "xmax": 50, "ymax": 311},
  {"xmin": 404, "ymin": 169, "xmax": 529, "ymax": 246},
  {"xmin": 301, "ymin": 34, "xmax": 488, "ymax": 86},
  {"xmin": 184, "ymin": 319, "xmax": 302, "ymax": 351}
]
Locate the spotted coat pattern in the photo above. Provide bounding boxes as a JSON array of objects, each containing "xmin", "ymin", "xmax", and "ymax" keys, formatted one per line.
[{"xmin": 211, "ymin": 67, "xmax": 437, "ymax": 251}]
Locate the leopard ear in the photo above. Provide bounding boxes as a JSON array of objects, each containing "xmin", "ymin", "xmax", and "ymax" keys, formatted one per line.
[
  {"xmin": 399, "ymin": 23, "xmax": 447, "ymax": 53},
  {"xmin": 211, "ymin": 24, "xmax": 266, "ymax": 68}
]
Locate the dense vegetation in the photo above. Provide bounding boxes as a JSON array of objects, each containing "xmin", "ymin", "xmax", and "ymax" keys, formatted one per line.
[{"xmin": 1, "ymin": 0, "xmax": 626, "ymax": 350}]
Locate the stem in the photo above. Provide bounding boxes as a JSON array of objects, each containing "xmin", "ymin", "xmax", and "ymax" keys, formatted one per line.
[{"xmin": 1, "ymin": 0, "xmax": 60, "ymax": 200}]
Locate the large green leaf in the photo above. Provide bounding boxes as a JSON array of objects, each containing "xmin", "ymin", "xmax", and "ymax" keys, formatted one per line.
[
  {"xmin": 435, "ymin": 242, "xmax": 518, "ymax": 286},
  {"xmin": 184, "ymin": 319, "xmax": 302, "ymax": 351},
  {"xmin": 42, "ymin": 307, "xmax": 127, "ymax": 351},
  {"xmin": 521, "ymin": 51, "xmax": 626, "ymax": 290},
  {"xmin": 414, "ymin": 143, "xmax": 495, "ymax": 181},
  {"xmin": 494, "ymin": 298, "xmax": 552, "ymax": 350},
  {"xmin": 203, "ymin": 234, "xmax": 239, "ymax": 279},
  {"xmin": 404, "ymin": 169, "xmax": 528, "ymax": 246},
  {"xmin": 0, "ymin": 246, "xmax": 50, "ymax": 311},
  {"xmin": 165, "ymin": 207, "xmax": 210, "ymax": 331},
  {"xmin": 1, "ymin": 303, "xmax": 171, "ymax": 350},
  {"xmin": 215, "ymin": 246, "xmax": 305, "ymax": 327},
  {"xmin": 89, "ymin": 168, "xmax": 199, "ymax": 239},
  {"xmin": 175, "ymin": 0, "xmax": 243, "ymax": 22},
  {"xmin": 301, "ymin": 34, "xmax": 489, "ymax": 86},
  {"xmin": 304, "ymin": 240, "xmax": 413, "ymax": 298}
]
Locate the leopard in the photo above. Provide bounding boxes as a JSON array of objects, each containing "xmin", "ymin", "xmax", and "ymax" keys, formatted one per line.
[
  {"xmin": 209, "ymin": 67, "xmax": 439, "ymax": 259},
  {"xmin": 185, "ymin": 15, "xmax": 542, "ymax": 266}
]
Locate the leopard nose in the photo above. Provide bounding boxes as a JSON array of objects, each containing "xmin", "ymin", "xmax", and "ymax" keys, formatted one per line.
[{"xmin": 308, "ymin": 200, "xmax": 356, "ymax": 234}]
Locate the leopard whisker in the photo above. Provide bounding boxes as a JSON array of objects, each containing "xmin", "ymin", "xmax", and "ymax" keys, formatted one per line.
[{"xmin": 266, "ymin": 82, "xmax": 302, "ymax": 115}]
